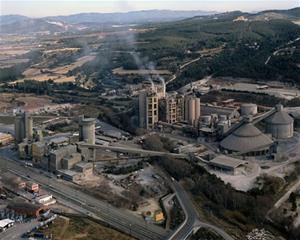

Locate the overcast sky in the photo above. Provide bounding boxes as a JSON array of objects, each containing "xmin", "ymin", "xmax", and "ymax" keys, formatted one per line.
[{"xmin": 1, "ymin": 0, "xmax": 299, "ymax": 17}]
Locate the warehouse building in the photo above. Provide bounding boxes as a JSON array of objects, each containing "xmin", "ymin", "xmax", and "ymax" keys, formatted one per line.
[
  {"xmin": 7, "ymin": 200, "xmax": 47, "ymax": 217},
  {"xmin": 209, "ymin": 155, "xmax": 247, "ymax": 175}
]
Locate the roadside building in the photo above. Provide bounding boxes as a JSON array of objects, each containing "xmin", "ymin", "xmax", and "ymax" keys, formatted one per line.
[
  {"xmin": 26, "ymin": 181, "xmax": 39, "ymax": 193},
  {"xmin": 57, "ymin": 169, "xmax": 81, "ymax": 182},
  {"xmin": 35, "ymin": 194, "xmax": 56, "ymax": 206},
  {"xmin": 7, "ymin": 200, "xmax": 47, "ymax": 217}
]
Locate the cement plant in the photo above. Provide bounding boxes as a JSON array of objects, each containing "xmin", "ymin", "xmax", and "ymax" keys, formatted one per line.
[{"xmin": 0, "ymin": 2, "xmax": 300, "ymax": 240}]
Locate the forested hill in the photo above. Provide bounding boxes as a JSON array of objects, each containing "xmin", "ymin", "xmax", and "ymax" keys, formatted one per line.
[{"xmin": 131, "ymin": 8, "xmax": 300, "ymax": 89}]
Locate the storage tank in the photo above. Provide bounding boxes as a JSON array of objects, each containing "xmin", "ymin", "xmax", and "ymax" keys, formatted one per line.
[
  {"xmin": 265, "ymin": 104, "xmax": 294, "ymax": 139},
  {"xmin": 79, "ymin": 118, "xmax": 96, "ymax": 144},
  {"xmin": 240, "ymin": 103, "xmax": 258, "ymax": 116}
]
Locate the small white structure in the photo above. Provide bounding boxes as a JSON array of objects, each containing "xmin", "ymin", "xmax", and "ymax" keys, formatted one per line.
[
  {"xmin": 35, "ymin": 194, "xmax": 56, "ymax": 206},
  {"xmin": 0, "ymin": 219, "xmax": 14, "ymax": 232}
]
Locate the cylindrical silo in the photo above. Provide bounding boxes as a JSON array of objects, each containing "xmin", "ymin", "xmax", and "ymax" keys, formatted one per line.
[
  {"xmin": 79, "ymin": 118, "xmax": 96, "ymax": 144},
  {"xmin": 195, "ymin": 98, "xmax": 201, "ymax": 124},
  {"xmin": 188, "ymin": 99, "xmax": 196, "ymax": 126},
  {"xmin": 14, "ymin": 115, "xmax": 24, "ymax": 143},
  {"xmin": 265, "ymin": 104, "xmax": 294, "ymax": 139},
  {"xmin": 25, "ymin": 114, "xmax": 33, "ymax": 140}
]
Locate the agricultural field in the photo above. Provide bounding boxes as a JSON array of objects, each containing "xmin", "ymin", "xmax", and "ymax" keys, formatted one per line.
[{"xmin": 41, "ymin": 215, "xmax": 134, "ymax": 240}]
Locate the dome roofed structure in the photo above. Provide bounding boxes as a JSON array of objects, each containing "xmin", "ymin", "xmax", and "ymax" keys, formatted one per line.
[{"xmin": 220, "ymin": 117, "xmax": 273, "ymax": 156}]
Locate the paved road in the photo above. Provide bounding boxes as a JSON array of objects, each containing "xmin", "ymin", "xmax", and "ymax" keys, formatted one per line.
[
  {"xmin": 0, "ymin": 220, "xmax": 39, "ymax": 240},
  {"xmin": 274, "ymin": 178, "xmax": 300, "ymax": 209},
  {"xmin": 0, "ymin": 157, "xmax": 169, "ymax": 240},
  {"xmin": 168, "ymin": 180, "xmax": 234, "ymax": 240}
]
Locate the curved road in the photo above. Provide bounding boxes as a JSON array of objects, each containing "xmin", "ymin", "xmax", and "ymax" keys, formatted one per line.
[{"xmin": 169, "ymin": 180, "xmax": 234, "ymax": 240}]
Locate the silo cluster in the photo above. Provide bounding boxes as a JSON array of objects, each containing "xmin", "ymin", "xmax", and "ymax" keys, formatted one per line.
[
  {"xmin": 14, "ymin": 112, "xmax": 33, "ymax": 143},
  {"xmin": 185, "ymin": 96, "xmax": 201, "ymax": 127}
]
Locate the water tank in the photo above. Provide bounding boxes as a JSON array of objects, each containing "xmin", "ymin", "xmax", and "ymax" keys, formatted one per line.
[{"xmin": 240, "ymin": 103, "xmax": 258, "ymax": 116}]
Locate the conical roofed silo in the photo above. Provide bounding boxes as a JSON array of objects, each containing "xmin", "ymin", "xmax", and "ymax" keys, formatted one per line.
[
  {"xmin": 220, "ymin": 117, "xmax": 273, "ymax": 156},
  {"xmin": 265, "ymin": 104, "xmax": 294, "ymax": 139}
]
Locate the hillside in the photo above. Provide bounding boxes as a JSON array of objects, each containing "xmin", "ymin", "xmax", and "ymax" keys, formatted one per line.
[
  {"xmin": 0, "ymin": 10, "xmax": 216, "ymax": 34},
  {"xmin": 130, "ymin": 9, "xmax": 300, "ymax": 89}
]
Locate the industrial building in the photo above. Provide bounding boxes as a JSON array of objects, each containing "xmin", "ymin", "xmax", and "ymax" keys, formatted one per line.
[
  {"xmin": 49, "ymin": 145, "xmax": 77, "ymax": 172},
  {"xmin": 220, "ymin": 117, "xmax": 273, "ymax": 156},
  {"xmin": 14, "ymin": 112, "xmax": 33, "ymax": 143},
  {"xmin": 139, "ymin": 90, "xmax": 159, "ymax": 129},
  {"xmin": 201, "ymin": 104, "xmax": 240, "ymax": 120},
  {"xmin": 265, "ymin": 104, "xmax": 294, "ymax": 139},
  {"xmin": 160, "ymin": 92, "xmax": 185, "ymax": 124},
  {"xmin": 7, "ymin": 200, "xmax": 47, "ymax": 218},
  {"xmin": 209, "ymin": 155, "xmax": 247, "ymax": 175},
  {"xmin": 184, "ymin": 96, "xmax": 201, "ymax": 127}
]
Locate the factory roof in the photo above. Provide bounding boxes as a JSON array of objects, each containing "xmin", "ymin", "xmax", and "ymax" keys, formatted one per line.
[
  {"xmin": 210, "ymin": 155, "xmax": 246, "ymax": 169},
  {"xmin": 220, "ymin": 122, "xmax": 273, "ymax": 152},
  {"xmin": 57, "ymin": 169, "xmax": 79, "ymax": 177},
  {"xmin": 49, "ymin": 136, "xmax": 69, "ymax": 144},
  {"xmin": 201, "ymin": 104, "xmax": 240, "ymax": 118},
  {"xmin": 265, "ymin": 110, "xmax": 293, "ymax": 125}
]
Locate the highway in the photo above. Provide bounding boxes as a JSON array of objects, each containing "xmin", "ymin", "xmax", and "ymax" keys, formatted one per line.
[{"xmin": 0, "ymin": 156, "xmax": 170, "ymax": 240}]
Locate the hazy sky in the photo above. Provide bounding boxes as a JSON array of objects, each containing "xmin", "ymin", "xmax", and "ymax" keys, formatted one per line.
[{"xmin": 1, "ymin": 0, "xmax": 299, "ymax": 17}]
